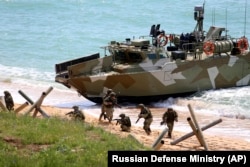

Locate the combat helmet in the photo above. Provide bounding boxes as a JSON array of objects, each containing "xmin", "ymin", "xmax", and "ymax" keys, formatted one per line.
[
  {"xmin": 72, "ymin": 106, "xmax": 79, "ymax": 109},
  {"xmin": 119, "ymin": 113, "xmax": 125, "ymax": 118},
  {"xmin": 109, "ymin": 92, "xmax": 116, "ymax": 97},
  {"xmin": 137, "ymin": 103, "xmax": 145, "ymax": 108},
  {"xmin": 4, "ymin": 91, "xmax": 10, "ymax": 95},
  {"xmin": 167, "ymin": 108, "xmax": 173, "ymax": 111},
  {"xmin": 107, "ymin": 89, "xmax": 113, "ymax": 94}
]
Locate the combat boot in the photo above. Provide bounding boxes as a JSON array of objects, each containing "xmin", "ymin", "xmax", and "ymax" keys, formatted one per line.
[
  {"xmin": 104, "ymin": 114, "xmax": 107, "ymax": 120},
  {"xmin": 167, "ymin": 132, "xmax": 171, "ymax": 138}
]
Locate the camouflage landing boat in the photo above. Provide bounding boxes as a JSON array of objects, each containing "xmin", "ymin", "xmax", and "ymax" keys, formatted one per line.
[{"xmin": 55, "ymin": 4, "xmax": 249, "ymax": 104}]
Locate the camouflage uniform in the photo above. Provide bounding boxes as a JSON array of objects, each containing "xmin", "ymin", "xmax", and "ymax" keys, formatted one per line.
[
  {"xmin": 4, "ymin": 91, "xmax": 14, "ymax": 111},
  {"xmin": 67, "ymin": 106, "xmax": 85, "ymax": 121},
  {"xmin": 99, "ymin": 89, "xmax": 113, "ymax": 121},
  {"xmin": 103, "ymin": 92, "xmax": 117, "ymax": 123},
  {"xmin": 119, "ymin": 113, "xmax": 131, "ymax": 132},
  {"xmin": 137, "ymin": 104, "xmax": 153, "ymax": 135},
  {"xmin": 161, "ymin": 108, "xmax": 178, "ymax": 138}
]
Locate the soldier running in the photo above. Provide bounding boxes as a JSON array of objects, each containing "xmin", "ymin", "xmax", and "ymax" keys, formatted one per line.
[
  {"xmin": 160, "ymin": 108, "xmax": 178, "ymax": 138},
  {"xmin": 4, "ymin": 91, "xmax": 14, "ymax": 111},
  {"xmin": 137, "ymin": 103, "xmax": 153, "ymax": 135}
]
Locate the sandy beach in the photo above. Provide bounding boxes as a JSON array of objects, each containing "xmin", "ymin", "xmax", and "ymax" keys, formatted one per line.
[{"xmin": 12, "ymin": 103, "xmax": 250, "ymax": 151}]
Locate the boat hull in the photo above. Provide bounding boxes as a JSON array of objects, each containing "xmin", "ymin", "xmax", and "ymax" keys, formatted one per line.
[{"xmin": 55, "ymin": 53, "xmax": 250, "ymax": 104}]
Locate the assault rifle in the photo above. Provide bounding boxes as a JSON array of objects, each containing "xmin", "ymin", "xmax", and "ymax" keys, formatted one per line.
[
  {"xmin": 160, "ymin": 121, "xmax": 166, "ymax": 125},
  {"xmin": 113, "ymin": 118, "xmax": 122, "ymax": 125},
  {"xmin": 135, "ymin": 117, "xmax": 141, "ymax": 124},
  {"xmin": 66, "ymin": 110, "xmax": 85, "ymax": 120},
  {"xmin": 111, "ymin": 99, "xmax": 122, "ymax": 108},
  {"xmin": 65, "ymin": 111, "xmax": 75, "ymax": 117}
]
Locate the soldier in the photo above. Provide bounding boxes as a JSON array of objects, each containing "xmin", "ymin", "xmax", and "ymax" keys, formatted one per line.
[
  {"xmin": 103, "ymin": 92, "xmax": 117, "ymax": 123},
  {"xmin": 4, "ymin": 91, "xmax": 14, "ymax": 111},
  {"xmin": 137, "ymin": 103, "xmax": 153, "ymax": 135},
  {"xmin": 66, "ymin": 106, "xmax": 85, "ymax": 121},
  {"xmin": 117, "ymin": 113, "xmax": 131, "ymax": 132},
  {"xmin": 160, "ymin": 108, "xmax": 178, "ymax": 138},
  {"xmin": 99, "ymin": 89, "xmax": 113, "ymax": 121}
]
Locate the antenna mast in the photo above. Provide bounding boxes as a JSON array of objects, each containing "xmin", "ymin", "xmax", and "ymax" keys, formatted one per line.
[
  {"xmin": 225, "ymin": 8, "xmax": 228, "ymax": 38},
  {"xmin": 193, "ymin": 1, "xmax": 205, "ymax": 41},
  {"xmin": 244, "ymin": 0, "xmax": 247, "ymax": 37},
  {"xmin": 212, "ymin": 8, "xmax": 215, "ymax": 26}
]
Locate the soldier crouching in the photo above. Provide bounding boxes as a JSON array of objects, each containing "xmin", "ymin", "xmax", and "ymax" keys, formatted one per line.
[
  {"xmin": 66, "ymin": 106, "xmax": 85, "ymax": 121},
  {"xmin": 4, "ymin": 91, "xmax": 14, "ymax": 111},
  {"xmin": 117, "ymin": 113, "xmax": 131, "ymax": 132}
]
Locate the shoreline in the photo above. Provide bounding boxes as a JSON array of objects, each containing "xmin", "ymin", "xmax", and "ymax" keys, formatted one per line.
[{"xmin": 12, "ymin": 103, "xmax": 250, "ymax": 151}]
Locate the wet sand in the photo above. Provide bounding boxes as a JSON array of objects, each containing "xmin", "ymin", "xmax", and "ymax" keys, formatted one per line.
[{"xmin": 13, "ymin": 103, "xmax": 250, "ymax": 151}]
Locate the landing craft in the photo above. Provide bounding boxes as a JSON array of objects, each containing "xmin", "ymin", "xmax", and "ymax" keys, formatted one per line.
[{"xmin": 55, "ymin": 3, "xmax": 249, "ymax": 104}]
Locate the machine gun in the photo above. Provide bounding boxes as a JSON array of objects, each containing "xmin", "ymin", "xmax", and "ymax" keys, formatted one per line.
[{"xmin": 113, "ymin": 118, "xmax": 122, "ymax": 125}]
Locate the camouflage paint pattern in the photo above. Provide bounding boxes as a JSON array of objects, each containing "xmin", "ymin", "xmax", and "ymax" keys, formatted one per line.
[{"xmin": 55, "ymin": 47, "xmax": 250, "ymax": 104}]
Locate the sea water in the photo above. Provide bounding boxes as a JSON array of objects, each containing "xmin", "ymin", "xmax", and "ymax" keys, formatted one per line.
[{"xmin": 0, "ymin": 0, "xmax": 250, "ymax": 142}]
